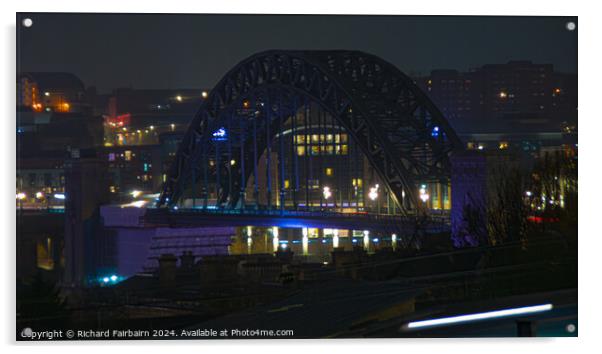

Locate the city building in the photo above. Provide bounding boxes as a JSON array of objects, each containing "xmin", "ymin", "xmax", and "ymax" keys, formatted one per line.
[
  {"xmin": 17, "ymin": 72, "xmax": 92, "ymax": 113},
  {"xmin": 417, "ymin": 61, "xmax": 578, "ymax": 145}
]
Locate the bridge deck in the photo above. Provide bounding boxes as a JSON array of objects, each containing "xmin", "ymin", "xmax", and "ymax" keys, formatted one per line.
[{"xmin": 141, "ymin": 208, "xmax": 450, "ymax": 234}]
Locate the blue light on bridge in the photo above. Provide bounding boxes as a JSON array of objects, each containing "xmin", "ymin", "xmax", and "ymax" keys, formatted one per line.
[
  {"xmin": 212, "ymin": 127, "xmax": 228, "ymax": 141},
  {"xmin": 431, "ymin": 126, "xmax": 440, "ymax": 138},
  {"xmin": 99, "ymin": 274, "xmax": 122, "ymax": 286}
]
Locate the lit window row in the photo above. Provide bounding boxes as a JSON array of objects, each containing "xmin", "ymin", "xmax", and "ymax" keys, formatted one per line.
[
  {"xmin": 296, "ymin": 145, "xmax": 348, "ymax": 156},
  {"xmin": 294, "ymin": 134, "xmax": 348, "ymax": 144}
]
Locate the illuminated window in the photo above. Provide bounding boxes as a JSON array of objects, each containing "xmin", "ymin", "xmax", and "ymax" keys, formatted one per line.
[
  {"xmin": 308, "ymin": 228, "xmax": 319, "ymax": 238},
  {"xmin": 124, "ymin": 150, "xmax": 132, "ymax": 161},
  {"xmin": 325, "ymin": 167, "xmax": 333, "ymax": 176},
  {"xmin": 296, "ymin": 146, "xmax": 305, "ymax": 156},
  {"xmin": 352, "ymin": 178, "xmax": 363, "ymax": 187},
  {"xmin": 499, "ymin": 141, "xmax": 509, "ymax": 150},
  {"xmin": 284, "ymin": 180, "xmax": 290, "ymax": 189},
  {"xmin": 340, "ymin": 145, "xmax": 348, "ymax": 155}
]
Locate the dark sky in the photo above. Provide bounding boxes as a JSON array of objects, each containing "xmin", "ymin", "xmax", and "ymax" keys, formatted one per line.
[{"xmin": 17, "ymin": 13, "xmax": 577, "ymax": 93}]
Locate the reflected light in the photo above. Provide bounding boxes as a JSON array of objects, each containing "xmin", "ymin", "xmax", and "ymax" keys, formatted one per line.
[
  {"xmin": 130, "ymin": 190, "xmax": 142, "ymax": 198},
  {"xmin": 122, "ymin": 200, "xmax": 147, "ymax": 208}
]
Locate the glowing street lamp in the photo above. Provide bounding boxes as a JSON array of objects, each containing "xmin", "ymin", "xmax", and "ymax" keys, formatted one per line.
[
  {"xmin": 419, "ymin": 185, "xmax": 430, "ymax": 203},
  {"xmin": 201, "ymin": 91, "xmax": 208, "ymax": 98},
  {"xmin": 333, "ymin": 229, "xmax": 339, "ymax": 248},
  {"xmin": 272, "ymin": 227, "xmax": 279, "ymax": 252},
  {"xmin": 16, "ymin": 192, "xmax": 27, "ymax": 200},
  {"xmin": 368, "ymin": 184, "xmax": 379, "ymax": 201},
  {"xmin": 35, "ymin": 191, "xmax": 44, "ymax": 200},
  {"xmin": 323, "ymin": 186, "xmax": 332, "ymax": 200},
  {"xmin": 302, "ymin": 227, "xmax": 309, "ymax": 256},
  {"xmin": 363, "ymin": 230, "xmax": 370, "ymax": 250},
  {"xmin": 246, "ymin": 226, "xmax": 253, "ymax": 253}
]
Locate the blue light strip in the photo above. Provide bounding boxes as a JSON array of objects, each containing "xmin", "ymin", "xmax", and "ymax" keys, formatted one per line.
[{"xmin": 405, "ymin": 303, "xmax": 553, "ymax": 330}]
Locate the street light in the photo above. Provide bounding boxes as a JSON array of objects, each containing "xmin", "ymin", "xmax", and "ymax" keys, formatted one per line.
[
  {"xmin": 322, "ymin": 186, "xmax": 332, "ymax": 200},
  {"xmin": 363, "ymin": 230, "xmax": 370, "ymax": 250},
  {"xmin": 333, "ymin": 229, "xmax": 339, "ymax": 248},
  {"xmin": 272, "ymin": 227, "xmax": 279, "ymax": 252},
  {"xmin": 302, "ymin": 227, "xmax": 309, "ymax": 256},
  {"xmin": 368, "ymin": 184, "xmax": 379, "ymax": 201},
  {"xmin": 419, "ymin": 185, "xmax": 430, "ymax": 203}
]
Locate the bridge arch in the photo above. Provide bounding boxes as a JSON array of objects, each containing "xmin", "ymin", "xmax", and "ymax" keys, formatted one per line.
[{"xmin": 159, "ymin": 50, "xmax": 461, "ymax": 214}]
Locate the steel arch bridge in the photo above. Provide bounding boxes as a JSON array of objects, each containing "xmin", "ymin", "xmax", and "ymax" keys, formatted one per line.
[{"xmin": 158, "ymin": 50, "xmax": 461, "ymax": 216}]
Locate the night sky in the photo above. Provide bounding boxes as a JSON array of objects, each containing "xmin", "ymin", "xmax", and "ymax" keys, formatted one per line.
[{"xmin": 17, "ymin": 13, "xmax": 577, "ymax": 93}]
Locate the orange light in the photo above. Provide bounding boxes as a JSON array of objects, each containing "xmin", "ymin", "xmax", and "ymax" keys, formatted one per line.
[
  {"xmin": 32, "ymin": 103, "xmax": 43, "ymax": 112},
  {"xmin": 56, "ymin": 102, "xmax": 70, "ymax": 112},
  {"xmin": 554, "ymin": 88, "xmax": 561, "ymax": 94},
  {"xmin": 242, "ymin": 100, "xmax": 250, "ymax": 109}
]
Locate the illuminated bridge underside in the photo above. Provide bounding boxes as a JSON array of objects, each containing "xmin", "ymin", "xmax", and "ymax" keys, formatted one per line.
[
  {"xmin": 143, "ymin": 209, "xmax": 449, "ymax": 235},
  {"xmin": 160, "ymin": 50, "xmax": 461, "ymax": 215}
]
